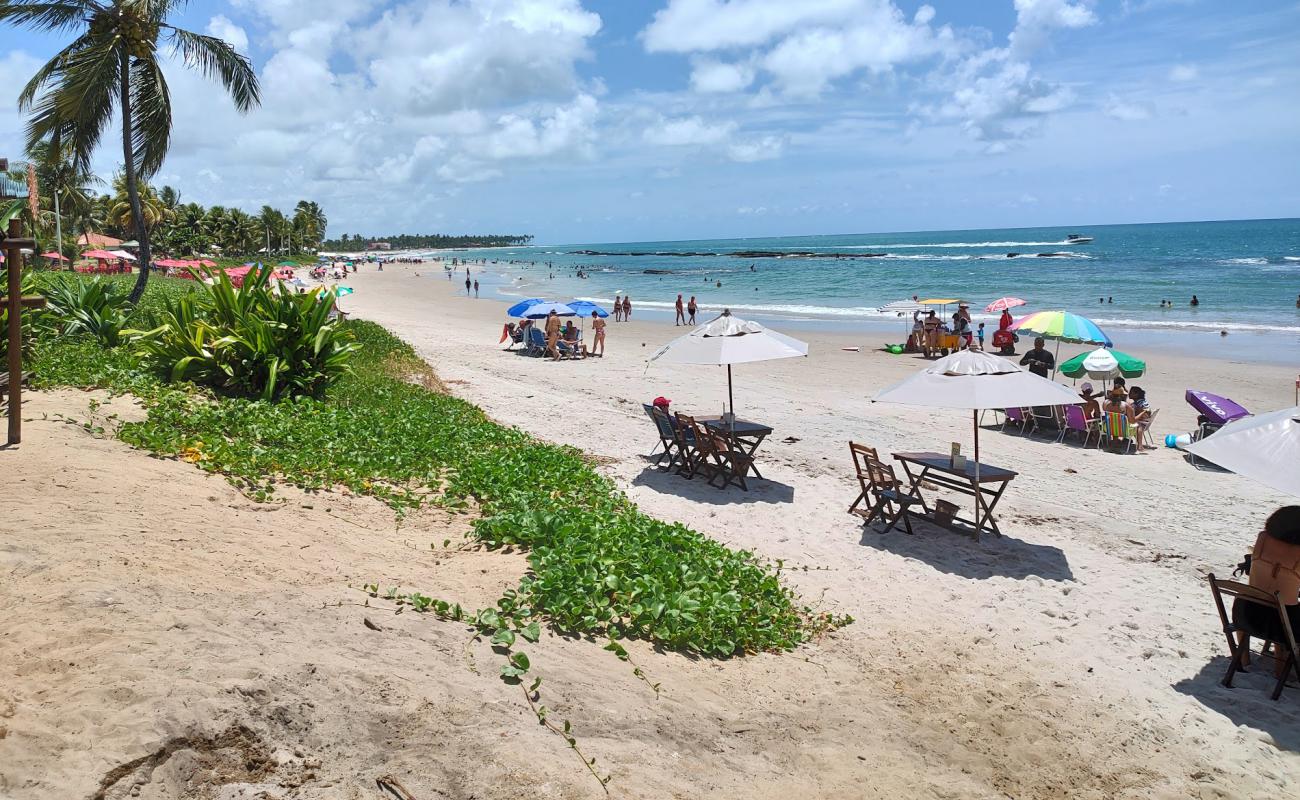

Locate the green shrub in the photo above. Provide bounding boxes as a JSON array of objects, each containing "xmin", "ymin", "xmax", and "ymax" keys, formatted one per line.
[
  {"xmin": 129, "ymin": 266, "xmax": 357, "ymax": 400},
  {"xmin": 40, "ymin": 276, "xmax": 132, "ymax": 347},
  {"xmin": 0, "ymin": 266, "xmax": 43, "ymax": 363}
]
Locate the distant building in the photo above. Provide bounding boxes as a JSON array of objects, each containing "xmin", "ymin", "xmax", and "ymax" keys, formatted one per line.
[
  {"xmin": 77, "ymin": 232, "xmax": 124, "ymax": 248},
  {"xmin": 367, "ymin": 241, "xmax": 392, "ymax": 250}
]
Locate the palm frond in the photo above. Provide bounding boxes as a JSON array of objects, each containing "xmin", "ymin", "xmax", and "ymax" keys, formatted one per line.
[
  {"xmin": 0, "ymin": 0, "xmax": 99, "ymax": 33},
  {"xmin": 166, "ymin": 27, "xmax": 260, "ymax": 112},
  {"xmin": 130, "ymin": 55, "xmax": 172, "ymax": 178},
  {"xmin": 17, "ymin": 33, "xmax": 93, "ymax": 109}
]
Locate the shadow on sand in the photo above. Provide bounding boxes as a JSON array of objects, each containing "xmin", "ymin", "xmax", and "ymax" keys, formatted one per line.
[
  {"xmin": 855, "ymin": 515, "xmax": 1074, "ymax": 581},
  {"xmin": 1174, "ymin": 656, "xmax": 1300, "ymax": 751},
  {"xmin": 630, "ymin": 464, "xmax": 795, "ymax": 506}
]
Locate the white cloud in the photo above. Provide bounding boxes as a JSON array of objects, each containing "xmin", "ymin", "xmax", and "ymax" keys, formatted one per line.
[
  {"xmin": 1008, "ymin": 0, "xmax": 1097, "ymax": 60},
  {"xmin": 1103, "ymin": 93, "xmax": 1154, "ymax": 121},
  {"xmin": 728, "ymin": 135, "xmax": 786, "ymax": 162},
  {"xmin": 206, "ymin": 15, "xmax": 249, "ymax": 53},
  {"xmin": 645, "ymin": 0, "xmax": 959, "ymax": 97},
  {"xmin": 1169, "ymin": 63, "xmax": 1198, "ymax": 82},
  {"xmin": 643, "ymin": 115, "xmax": 738, "ymax": 146},
  {"xmin": 689, "ymin": 58, "xmax": 756, "ymax": 93},
  {"xmin": 468, "ymin": 94, "xmax": 600, "ymax": 160}
]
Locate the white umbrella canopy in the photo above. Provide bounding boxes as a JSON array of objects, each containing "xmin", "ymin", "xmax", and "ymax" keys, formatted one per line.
[
  {"xmin": 873, "ymin": 350, "xmax": 1081, "ymax": 476},
  {"xmin": 648, "ymin": 310, "xmax": 808, "ymax": 414},
  {"xmin": 1184, "ymin": 406, "xmax": 1300, "ymax": 497},
  {"xmin": 874, "ymin": 350, "xmax": 1081, "ymax": 410}
]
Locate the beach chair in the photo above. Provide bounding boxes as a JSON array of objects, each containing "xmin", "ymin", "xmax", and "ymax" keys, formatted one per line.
[
  {"xmin": 1029, "ymin": 405, "xmax": 1060, "ymax": 437},
  {"xmin": 673, "ymin": 413, "xmax": 708, "ymax": 480},
  {"xmin": 1134, "ymin": 408, "xmax": 1158, "ymax": 450},
  {"xmin": 1001, "ymin": 406, "xmax": 1031, "ymax": 435},
  {"xmin": 701, "ymin": 428, "xmax": 753, "ymax": 491},
  {"xmin": 1207, "ymin": 574, "xmax": 1300, "ymax": 701},
  {"xmin": 1100, "ymin": 411, "xmax": 1135, "ymax": 453},
  {"xmin": 1058, "ymin": 404, "xmax": 1100, "ymax": 446},
  {"xmin": 847, "ymin": 442, "xmax": 916, "ymax": 534},
  {"xmin": 525, "ymin": 326, "xmax": 547, "ymax": 356},
  {"xmin": 645, "ymin": 405, "xmax": 689, "ymax": 471}
]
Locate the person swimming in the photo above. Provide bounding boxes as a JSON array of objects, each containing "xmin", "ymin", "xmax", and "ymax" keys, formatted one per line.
[{"xmin": 1191, "ymin": 294, "xmax": 1200, "ymax": 306}]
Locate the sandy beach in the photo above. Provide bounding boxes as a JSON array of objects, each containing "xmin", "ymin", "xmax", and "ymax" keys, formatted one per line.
[
  {"xmin": 343, "ymin": 262, "xmax": 1300, "ymax": 793},
  {"xmin": 3, "ymin": 262, "xmax": 1298, "ymax": 798}
]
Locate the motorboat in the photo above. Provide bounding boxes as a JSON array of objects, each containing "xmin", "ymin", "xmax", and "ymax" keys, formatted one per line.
[{"xmin": 1064, "ymin": 233, "xmax": 1094, "ymax": 244}]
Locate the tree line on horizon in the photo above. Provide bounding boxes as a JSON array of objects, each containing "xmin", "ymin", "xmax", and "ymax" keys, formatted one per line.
[{"xmin": 323, "ymin": 233, "xmax": 534, "ymax": 252}]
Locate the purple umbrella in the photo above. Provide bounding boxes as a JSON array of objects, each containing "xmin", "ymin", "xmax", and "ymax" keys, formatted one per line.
[{"xmin": 1185, "ymin": 389, "xmax": 1250, "ymax": 426}]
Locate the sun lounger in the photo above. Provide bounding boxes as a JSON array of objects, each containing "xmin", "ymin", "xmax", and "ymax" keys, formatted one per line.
[
  {"xmin": 525, "ymin": 326, "xmax": 547, "ymax": 356},
  {"xmin": 1208, "ymin": 573, "xmax": 1300, "ymax": 701},
  {"xmin": 848, "ymin": 442, "xmax": 915, "ymax": 534}
]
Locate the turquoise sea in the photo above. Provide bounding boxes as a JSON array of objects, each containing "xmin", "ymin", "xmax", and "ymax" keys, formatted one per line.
[{"xmin": 436, "ymin": 218, "xmax": 1300, "ymax": 359}]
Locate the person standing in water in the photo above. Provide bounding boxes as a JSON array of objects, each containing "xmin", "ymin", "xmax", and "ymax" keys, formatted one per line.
[
  {"xmin": 1191, "ymin": 295, "xmax": 1200, "ymax": 306},
  {"xmin": 465, "ymin": 273, "xmax": 471, "ymax": 295},
  {"xmin": 473, "ymin": 279, "xmax": 479, "ymax": 298}
]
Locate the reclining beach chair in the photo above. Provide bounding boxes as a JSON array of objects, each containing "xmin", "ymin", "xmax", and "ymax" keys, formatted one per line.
[
  {"xmin": 1208, "ymin": 573, "xmax": 1300, "ymax": 701},
  {"xmin": 1100, "ymin": 411, "xmax": 1135, "ymax": 454},
  {"xmin": 1001, "ymin": 406, "xmax": 1031, "ymax": 435},
  {"xmin": 525, "ymin": 326, "xmax": 547, "ymax": 356},
  {"xmin": 1058, "ymin": 404, "xmax": 1100, "ymax": 447},
  {"xmin": 847, "ymin": 442, "xmax": 916, "ymax": 534}
]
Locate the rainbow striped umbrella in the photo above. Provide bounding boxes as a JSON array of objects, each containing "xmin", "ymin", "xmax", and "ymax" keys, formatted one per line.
[{"xmin": 1011, "ymin": 310, "xmax": 1112, "ymax": 347}]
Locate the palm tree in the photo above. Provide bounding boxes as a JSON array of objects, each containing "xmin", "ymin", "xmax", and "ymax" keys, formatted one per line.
[
  {"xmin": 1, "ymin": 0, "xmax": 260, "ymax": 302},
  {"xmin": 27, "ymin": 135, "xmax": 99, "ymax": 262},
  {"xmin": 107, "ymin": 173, "xmax": 170, "ymax": 233}
]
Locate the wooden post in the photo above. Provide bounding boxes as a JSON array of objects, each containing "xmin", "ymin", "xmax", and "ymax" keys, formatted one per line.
[{"xmin": 6, "ymin": 217, "xmax": 22, "ymax": 444}]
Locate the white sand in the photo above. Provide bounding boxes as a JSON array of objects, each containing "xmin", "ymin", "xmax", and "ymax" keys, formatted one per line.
[{"xmin": 2, "ymin": 262, "xmax": 1298, "ymax": 798}]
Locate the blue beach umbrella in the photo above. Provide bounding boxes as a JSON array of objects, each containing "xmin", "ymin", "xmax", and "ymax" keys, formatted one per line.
[
  {"xmin": 506, "ymin": 297, "xmax": 544, "ymax": 318},
  {"xmin": 566, "ymin": 299, "xmax": 609, "ymax": 318},
  {"xmin": 522, "ymin": 302, "xmax": 576, "ymax": 319}
]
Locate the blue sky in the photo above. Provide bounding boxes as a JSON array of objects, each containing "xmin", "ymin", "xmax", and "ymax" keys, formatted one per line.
[{"xmin": 1, "ymin": 0, "xmax": 1297, "ymax": 244}]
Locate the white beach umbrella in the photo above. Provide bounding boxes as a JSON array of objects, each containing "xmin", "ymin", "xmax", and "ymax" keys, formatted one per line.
[
  {"xmin": 1184, "ymin": 406, "xmax": 1300, "ymax": 497},
  {"xmin": 108, "ymin": 249, "xmax": 137, "ymax": 261},
  {"xmin": 648, "ymin": 309, "xmax": 808, "ymax": 415},
  {"xmin": 878, "ymin": 300, "xmax": 926, "ymax": 314},
  {"xmin": 873, "ymin": 350, "xmax": 1080, "ymax": 476}
]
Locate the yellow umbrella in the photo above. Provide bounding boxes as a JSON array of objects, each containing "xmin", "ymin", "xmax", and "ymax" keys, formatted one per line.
[{"xmin": 918, "ymin": 298, "xmax": 961, "ymax": 305}]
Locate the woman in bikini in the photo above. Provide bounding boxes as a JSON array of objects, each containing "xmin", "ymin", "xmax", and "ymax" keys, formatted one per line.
[
  {"xmin": 622, "ymin": 295, "xmax": 632, "ymax": 320},
  {"xmin": 591, "ymin": 310, "xmax": 606, "ymax": 356}
]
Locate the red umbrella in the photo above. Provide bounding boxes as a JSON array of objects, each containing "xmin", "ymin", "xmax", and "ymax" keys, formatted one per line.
[
  {"xmin": 41, "ymin": 251, "xmax": 69, "ymax": 262},
  {"xmin": 82, "ymin": 249, "xmax": 118, "ymax": 260}
]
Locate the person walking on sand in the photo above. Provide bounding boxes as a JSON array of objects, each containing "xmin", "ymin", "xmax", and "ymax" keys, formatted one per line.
[
  {"xmin": 465, "ymin": 274, "xmax": 472, "ymax": 295},
  {"xmin": 687, "ymin": 295, "xmax": 698, "ymax": 325},
  {"xmin": 544, "ymin": 309, "xmax": 563, "ymax": 361},
  {"xmin": 612, "ymin": 294, "xmax": 622, "ymax": 322},
  {"xmin": 622, "ymin": 295, "xmax": 632, "ymax": 320},
  {"xmin": 591, "ymin": 310, "xmax": 606, "ymax": 356},
  {"xmin": 675, "ymin": 294, "xmax": 685, "ymax": 325},
  {"xmin": 473, "ymin": 279, "xmax": 479, "ymax": 298}
]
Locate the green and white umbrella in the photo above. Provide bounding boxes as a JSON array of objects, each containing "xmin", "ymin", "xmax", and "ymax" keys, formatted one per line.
[{"xmin": 1059, "ymin": 348, "xmax": 1145, "ymax": 381}]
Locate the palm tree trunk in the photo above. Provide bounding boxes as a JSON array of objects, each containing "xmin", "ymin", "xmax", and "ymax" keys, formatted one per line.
[
  {"xmin": 122, "ymin": 50, "xmax": 152, "ymax": 304},
  {"xmin": 53, "ymin": 189, "xmax": 63, "ymax": 269}
]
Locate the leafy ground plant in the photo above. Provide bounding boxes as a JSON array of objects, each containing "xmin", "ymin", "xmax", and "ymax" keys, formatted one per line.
[{"xmin": 27, "ymin": 278, "xmax": 850, "ymax": 789}]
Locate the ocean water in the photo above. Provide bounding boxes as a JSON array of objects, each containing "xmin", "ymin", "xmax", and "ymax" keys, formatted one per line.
[{"xmin": 437, "ymin": 219, "xmax": 1300, "ymax": 352}]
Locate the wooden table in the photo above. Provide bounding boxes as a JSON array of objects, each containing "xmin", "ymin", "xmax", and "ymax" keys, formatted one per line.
[
  {"xmin": 698, "ymin": 417, "xmax": 774, "ymax": 479},
  {"xmin": 891, "ymin": 451, "xmax": 1018, "ymax": 541}
]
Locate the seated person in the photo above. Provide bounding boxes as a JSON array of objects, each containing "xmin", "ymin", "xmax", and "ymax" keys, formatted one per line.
[
  {"xmin": 560, "ymin": 321, "xmax": 586, "ymax": 358},
  {"xmin": 1129, "ymin": 385, "xmax": 1153, "ymax": 448},
  {"xmin": 1234, "ymin": 507, "xmax": 1300, "ymax": 676},
  {"xmin": 1102, "ymin": 388, "xmax": 1129, "ymax": 416},
  {"xmin": 1079, "ymin": 382, "xmax": 1102, "ymax": 420}
]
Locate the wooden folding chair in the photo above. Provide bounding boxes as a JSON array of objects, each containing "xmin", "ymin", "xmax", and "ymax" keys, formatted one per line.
[
  {"xmin": 674, "ymin": 413, "xmax": 708, "ymax": 480},
  {"xmin": 847, "ymin": 442, "xmax": 916, "ymax": 534},
  {"xmin": 1208, "ymin": 573, "xmax": 1300, "ymax": 701},
  {"xmin": 704, "ymin": 429, "xmax": 753, "ymax": 491}
]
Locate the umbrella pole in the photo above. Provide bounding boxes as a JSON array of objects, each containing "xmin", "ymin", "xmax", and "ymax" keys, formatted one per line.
[
  {"xmin": 727, "ymin": 364, "xmax": 735, "ymax": 421},
  {"xmin": 973, "ymin": 410, "xmax": 981, "ymax": 482},
  {"xmin": 1052, "ymin": 339, "xmax": 1061, "ymax": 380}
]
